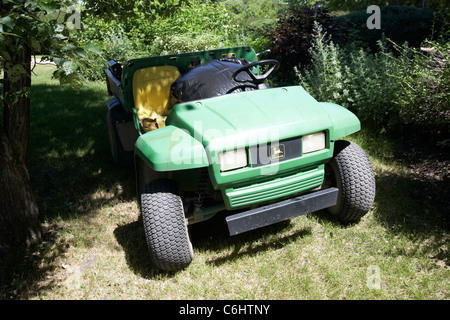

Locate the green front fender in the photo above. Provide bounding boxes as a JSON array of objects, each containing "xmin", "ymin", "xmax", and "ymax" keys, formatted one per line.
[
  {"xmin": 135, "ymin": 125, "xmax": 209, "ymax": 171},
  {"xmin": 320, "ymin": 102, "xmax": 361, "ymax": 139}
]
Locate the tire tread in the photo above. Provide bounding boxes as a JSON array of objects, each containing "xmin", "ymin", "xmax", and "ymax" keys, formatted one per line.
[{"xmin": 141, "ymin": 179, "xmax": 193, "ymax": 271}]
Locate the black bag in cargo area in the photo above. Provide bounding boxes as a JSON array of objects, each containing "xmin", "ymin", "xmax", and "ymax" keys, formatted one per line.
[{"xmin": 172, "ymin": 59, "xmax": 256, "ymax": 102}]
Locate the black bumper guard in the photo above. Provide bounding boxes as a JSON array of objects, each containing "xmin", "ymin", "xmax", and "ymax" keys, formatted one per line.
[{"xmin": 226, "ymin": 187, "xmax": 338, "ymax": 236}]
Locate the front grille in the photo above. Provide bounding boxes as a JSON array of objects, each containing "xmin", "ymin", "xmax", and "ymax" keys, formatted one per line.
[{"xmin": 226, "ymin": 166, "xmax": 324, "ymax": 208}]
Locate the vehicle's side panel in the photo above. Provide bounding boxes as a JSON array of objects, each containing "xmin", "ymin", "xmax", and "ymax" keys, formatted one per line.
[
  {"xmin": 134, "ymin": 125, "xmax": 209, "ymax": 172},
  {"xmin": 320, "ymin": 102, "xmax": 361, "ymax": 140}
]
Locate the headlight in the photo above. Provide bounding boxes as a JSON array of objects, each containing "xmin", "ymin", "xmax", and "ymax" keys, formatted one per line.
[
  {"xmin": 303, "ymin": 132, "xmax": 326, "ymax": 154},
  {"xmin": 218, "ymin": 148, "xmax": 247, "ymax": 172}
]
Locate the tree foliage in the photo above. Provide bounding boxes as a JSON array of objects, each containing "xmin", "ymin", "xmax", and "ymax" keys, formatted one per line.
[
  {"xmin": 333, "ymin": 5, "xmax": 445, "ymax": 53},
  {"xmin": 221, "ymin": 0, "xmax": 284, "ymax": 37},
  {"xmin": 82, "ymin": 0, "xmax": 188, "ymax": 21}
]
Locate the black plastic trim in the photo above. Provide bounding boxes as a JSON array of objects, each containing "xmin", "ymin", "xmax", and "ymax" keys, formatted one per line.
[{"xmin": 225, "ymin": 187, "xmax": 338, "ymax": 236}]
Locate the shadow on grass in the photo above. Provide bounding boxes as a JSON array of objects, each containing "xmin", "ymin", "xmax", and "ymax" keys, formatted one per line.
[
  {"xmin": 371, "ymin": 170, "xmax": 450, "ymax": 266},
  {"xmin": 28, "ymin": 84, "xmax": 137, "ymax": 221},
  {"xmin": 374, "ymin": 172, "xmax": 449, "ymax": 230},
  {"xmin": 1, "ymin": 82, "xmax": 137, "ymax": 298},
  {"xmin": 113, "ymin": 218, "xmax": 164, "ymax": 278},
  {"xmin": 114, "ymin": 211, "xmax": 312, "ymax": 277},
  {"xmin": 310, "ymin": 165, "xmax": 450, "ymax": 267},
  {"xmin": 190, "ymin": 211, "xmax": 312, "ymax": 267},
  {"xmin": 0, "ymin": 224, "xmax": 65, "ymax": 299}
]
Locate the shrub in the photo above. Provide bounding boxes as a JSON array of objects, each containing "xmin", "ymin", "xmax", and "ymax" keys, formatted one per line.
[
  {"xmin": 221, "ymin": 0, "xmax": 284, "ymax": 39},
  {"xmin": 344, "ymin": 42, "xmax": 401, "ymax": 128},
  {"xmin": 392, "ymin": 40, "xmax": 450, "ymax": 131},
  {"xmin": 269, "ymin": 4, "xmax": 336, "ymax": 83},
  {"xmin": 102, "ymin": 25, "xmax": 141, "ymax": 62},
  {"xmin": 71, "ymin": 24, "xmax": 142, "ymax": 81},
  {"xmin": 146, "ymin": 0, "xmax": 241, "ymax": 56},
  {"xmin": 297, "ymin": 22, "xmax": 449, "ymax": 138},
  {"xmin": 296, "ymin": 23, "xmax": 351, "ymax": 108},
  {"xmin": 247, "ymin": 36, "xmax": 272, "ymax": 55},
  {"xmin": 149, "ymin": 33, "xmax": 223, "ymax": 56}
]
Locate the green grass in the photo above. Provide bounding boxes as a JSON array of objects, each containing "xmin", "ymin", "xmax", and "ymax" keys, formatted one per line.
[{"xmin": 1, "ymin": 63, "xmax": 449, "ymax": 300}]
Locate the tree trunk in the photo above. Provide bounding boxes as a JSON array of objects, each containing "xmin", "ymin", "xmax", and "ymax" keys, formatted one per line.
[{"xmin": 0, "ymin": 39, "xmax": 42, "ymax": 251}]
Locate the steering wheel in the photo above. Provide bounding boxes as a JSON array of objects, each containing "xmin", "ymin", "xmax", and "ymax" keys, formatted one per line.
[{"xmin": 232, "ymin": 59, "xmax": 280, "ymax": 85}]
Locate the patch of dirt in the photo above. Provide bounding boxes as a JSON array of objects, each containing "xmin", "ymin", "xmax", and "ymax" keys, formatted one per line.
[
  {"xmin": 393, "ymin": 135, "xmax": 450, "ymax": 224},
  {"xmin": 394, "ymin": 136, "xmax": 449, "ymax": 181},
  {"xmin": 409, "ymin": 156, "xmax": 450, "ymax": 182}
]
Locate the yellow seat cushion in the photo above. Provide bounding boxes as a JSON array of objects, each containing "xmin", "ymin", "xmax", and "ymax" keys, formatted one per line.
[{"xmin": 132, "ymin": 65, "xmax": 181, "ymax": 132}]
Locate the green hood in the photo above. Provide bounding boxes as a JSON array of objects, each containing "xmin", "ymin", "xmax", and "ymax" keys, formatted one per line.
[{"xmin": 166, "ymin": 86, "xmax": 334, "ymax": 152}]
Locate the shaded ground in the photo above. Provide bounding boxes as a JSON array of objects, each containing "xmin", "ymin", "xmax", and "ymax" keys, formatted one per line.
[{"xmin": 393, "ymin": 136, "xmax": 450, "ymax": 225}]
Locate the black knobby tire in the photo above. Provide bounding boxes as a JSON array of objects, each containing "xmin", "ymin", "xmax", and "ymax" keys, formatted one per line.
[
  {"xmin": 141, "ymin": 179, "xmax": 193, "ymax": 271},
  {"xmin": 325, "ymin": 140, "xmax": 376, "ymax": 222}
]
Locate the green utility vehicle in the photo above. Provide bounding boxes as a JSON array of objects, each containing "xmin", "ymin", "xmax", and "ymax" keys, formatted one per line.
[{"xmin": 104, "ymin": 46, "xmax": 376, "ymax": 272}]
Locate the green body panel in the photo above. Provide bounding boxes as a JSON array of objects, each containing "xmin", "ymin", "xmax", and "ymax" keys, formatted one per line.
[
  {"xmin": 319, "ymin": 102, "xmax": 361, "ymax": 139},
  {"xmin": 134, "ymin": 125, "xmax": 208, "ymax": 172}
]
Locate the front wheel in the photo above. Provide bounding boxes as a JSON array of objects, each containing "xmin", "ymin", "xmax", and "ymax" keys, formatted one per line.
[
  {"xmin": 324, "ymin": 140, "xmax": 376, "ymax": 222},
  {"xmin": 141, "ymin": 179, "xmax": 193, "ymax": 271}
]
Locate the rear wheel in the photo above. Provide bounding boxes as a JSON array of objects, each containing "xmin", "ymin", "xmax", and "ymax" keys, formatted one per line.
[
  {"xmin": 324, "ymin": 140, "xmax": 376, "ymax": 222},
  {"xmin": 106, "ymin": 109, "xmax": 133, "ymax": 167},
  {"xmin": 140, "ymin": 179, "xmax": 193, "ymax": 271}
]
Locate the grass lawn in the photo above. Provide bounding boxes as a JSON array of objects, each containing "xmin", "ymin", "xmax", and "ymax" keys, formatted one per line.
[{"xmin": 1, "ymin": 63, "xmax": 449, "ymax": 300}]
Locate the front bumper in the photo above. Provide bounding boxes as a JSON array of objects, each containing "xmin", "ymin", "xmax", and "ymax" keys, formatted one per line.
[{"xmin": 225, "ymin": 187, "xmax": 338, "ymax": 236}]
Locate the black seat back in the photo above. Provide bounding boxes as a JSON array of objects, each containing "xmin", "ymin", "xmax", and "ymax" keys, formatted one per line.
[{"xmin": 172, "ymin": 59, "xmax": 256, "ymax": 102}]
